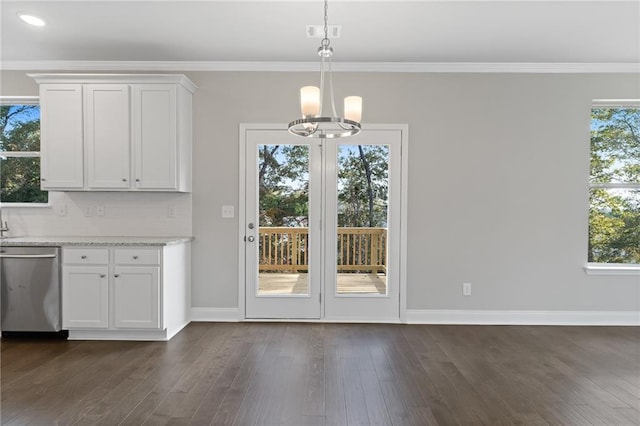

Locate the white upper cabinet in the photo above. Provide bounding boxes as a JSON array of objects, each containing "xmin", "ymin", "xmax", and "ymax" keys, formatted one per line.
[
  {"xmin": 30, "ymin": 74, "xmax": 196, "ymax": 192},
  {"xmin": 132, "ymin": 84, "xmax": 178, "ymax": 190},
  {"xmin": 39, "ymin": 84, "xmax": 84, "ymax": 189},
  {"xmin": 85, "ymin": 84, "xmax": 131, "ymax": 189}
]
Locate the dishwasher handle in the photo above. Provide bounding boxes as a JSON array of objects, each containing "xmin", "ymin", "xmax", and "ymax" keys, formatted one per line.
[{"xmin": 0, "ymin": 253, "xmax": 57, "ymax": 259}]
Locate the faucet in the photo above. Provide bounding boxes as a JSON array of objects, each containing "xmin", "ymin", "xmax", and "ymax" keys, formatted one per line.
[{"xmin": 0, "ymin": 206, "xmax": 9, "ymax": 238}]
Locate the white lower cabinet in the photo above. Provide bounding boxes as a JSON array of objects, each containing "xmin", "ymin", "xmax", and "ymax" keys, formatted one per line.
[
  {"xmin": 62, "ymin": 265, "xmax": 109, "ymax": 328},
  {"xmin": 113, "ymin": 266, "xmax": 160, "ymax": 329},
  {"xmin": 61, "ymin": 243, "xmax": 190, "ymax": 341}
]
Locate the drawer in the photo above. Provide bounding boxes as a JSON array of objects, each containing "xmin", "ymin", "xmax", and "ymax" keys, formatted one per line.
[
  {"xmin": 63, "ymin": 248, "xmax": 109, "ymax": 264},
  {"xmin": 114, "ymin": 248, "xmax": 160, "ymax": 265}
]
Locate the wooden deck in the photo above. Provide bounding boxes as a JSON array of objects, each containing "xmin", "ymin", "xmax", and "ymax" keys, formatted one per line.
[{"xmin": 258, "ymin": 273, "xmax": 387, "ymax": 295}]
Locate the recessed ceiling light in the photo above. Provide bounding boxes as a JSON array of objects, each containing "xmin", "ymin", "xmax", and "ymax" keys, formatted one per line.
[{"xmin": 17, "ymin": 13, "xmax": 46, "ymax": 27}]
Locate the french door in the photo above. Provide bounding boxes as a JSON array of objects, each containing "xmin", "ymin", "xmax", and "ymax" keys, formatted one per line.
[{"xmin": 242, "ymin": 126, "xmax": 404, "ymax": 321}]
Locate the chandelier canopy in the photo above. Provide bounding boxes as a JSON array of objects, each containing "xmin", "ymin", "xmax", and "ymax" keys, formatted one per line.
[{"xmin": 287, "ymin": 0, "xmax": 362, "ymax": 139}]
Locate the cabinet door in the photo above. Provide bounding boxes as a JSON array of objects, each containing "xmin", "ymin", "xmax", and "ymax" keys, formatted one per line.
[
  {"xmin": 113, "ymin": 266, "xmax": 160, "ymax": 329},
  {"xmin": 85, "ymin": 84, "xmax": 130, "ymax": 189},
  {"xmin": 62, "ymin": 266, "xmax": 109, "ymax": 328},
  {"xmin": 131, "ymin": 85, "xmax": 177, "ymax": 190},
  {"xmin": 39, "ymin": 84, "xmax": 84, "ymax": 189}
]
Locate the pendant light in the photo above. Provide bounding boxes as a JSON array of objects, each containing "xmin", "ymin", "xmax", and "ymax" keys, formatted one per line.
[{"xmin": 288, "ymin": 0, "xmax": 362, "ymax": 139}]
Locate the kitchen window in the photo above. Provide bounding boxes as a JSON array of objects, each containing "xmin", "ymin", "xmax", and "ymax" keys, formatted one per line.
[
  {"xmin": 588, "ymin": 100, "xmax": 640, "ymax": 270},
  {"xmin": 0, "ymin": 96, "xmax": 48, "ymax": 205}
]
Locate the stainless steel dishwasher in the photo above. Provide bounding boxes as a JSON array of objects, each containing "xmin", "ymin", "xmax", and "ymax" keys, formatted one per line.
[{"xmin": 0, "ymin": 246, "xmax": 63, "ymax": 336}]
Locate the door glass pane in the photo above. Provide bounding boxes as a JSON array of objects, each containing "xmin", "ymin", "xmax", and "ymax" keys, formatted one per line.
[
  {"xmin": 336, "ymin": 145, "xmax": 389, "ymax": 295},
  {"xmin": 258, "ymin": 144, "xmax": 310, "ymax": 295}
]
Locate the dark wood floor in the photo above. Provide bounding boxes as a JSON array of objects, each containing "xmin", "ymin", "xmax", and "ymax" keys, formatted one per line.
[{"xmin": 1, "ymin": 323, "xmax": 639, "ymax": 425}]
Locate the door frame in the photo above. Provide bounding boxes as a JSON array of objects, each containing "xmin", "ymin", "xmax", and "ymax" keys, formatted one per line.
[{"xmin": 238, "ymin": 123, "xmax": 409, "ymax": 323}]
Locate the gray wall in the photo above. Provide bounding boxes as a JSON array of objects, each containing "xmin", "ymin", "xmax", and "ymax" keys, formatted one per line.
[{"xmin": 2, "ymin": 70, "xmax": 639, "ymax": 313}]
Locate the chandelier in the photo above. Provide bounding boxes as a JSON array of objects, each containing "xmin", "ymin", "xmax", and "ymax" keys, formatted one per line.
[{"xmin": 288, "ymin": 0, "xmax": 362, "ymax": 139}]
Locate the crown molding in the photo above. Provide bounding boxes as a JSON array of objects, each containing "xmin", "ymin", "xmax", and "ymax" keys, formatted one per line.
[{"xmin": 2, "ymin": 61, "xmax": 639, "ymax": 73}]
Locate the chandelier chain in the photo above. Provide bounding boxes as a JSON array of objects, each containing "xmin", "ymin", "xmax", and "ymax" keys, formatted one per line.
[{"xmin": 322, "ymin": 0, "xmax": 330, "ymax": 48}]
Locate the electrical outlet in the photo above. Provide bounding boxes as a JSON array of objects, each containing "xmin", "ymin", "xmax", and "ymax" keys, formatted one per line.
[
  {"xmin": 168, "ymin": 205, "xmax": 177, "ymax": 218},
  {"xmin": 54, "ymin": 203, "xmax": 67, "ymax": 216},
  {"xmin": 83, "ymin": 205, "xmax": 93, "ymax": 217},
  {"xmin": 463, "ymin": 282, "xmax": 472, "ymax": 296},
  {"xmin": 222, "ymin": 205, "xmax": 235, "ymax": 218},
  {"xmin": 95, "ymin": 204, "xmax": 105, "ymax": 217}
]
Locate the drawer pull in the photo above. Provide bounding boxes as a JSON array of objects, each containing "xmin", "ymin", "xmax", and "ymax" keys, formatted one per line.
[
  {"xmin": 133, "ymin": 255, "xmax": 139, "ymax": 260},
  {"xmin": 100, "ymin": 274, "xmax": 106, "ymax": 278},
  {"xmin": 114, "ymin": 274, "xmax": 120, "ymax": 278},
  {"xmin": 81, "ymin": 255, "xmax": 87, "ymax": 259}
]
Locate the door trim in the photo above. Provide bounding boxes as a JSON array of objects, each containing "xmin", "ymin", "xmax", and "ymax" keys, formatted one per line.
[{"xmin": 238, "ymin": 123, "xmax": 408, "ymax": 322}]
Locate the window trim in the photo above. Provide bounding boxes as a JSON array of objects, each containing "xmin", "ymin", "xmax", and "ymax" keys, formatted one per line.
[
  {"xmin": 587, "ymin": 100, "xmax": 640, "ymax": 272},
  {"xmin": 584, "ymin": 264, "xmax": 640, "ymax": 276},
  {"xmin": 0, "ymin": 95, "xmax": 50, "ymax": 207}
]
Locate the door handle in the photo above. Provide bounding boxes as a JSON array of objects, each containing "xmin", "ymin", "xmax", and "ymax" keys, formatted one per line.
[{"xmin": 247, "ymin": 236, "xmax": 255, "ymax": 242}]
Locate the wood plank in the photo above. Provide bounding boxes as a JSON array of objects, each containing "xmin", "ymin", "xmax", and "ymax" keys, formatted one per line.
[{"xmin": 0, "ymin": 323, "xmax": 638, "ymax": 425}]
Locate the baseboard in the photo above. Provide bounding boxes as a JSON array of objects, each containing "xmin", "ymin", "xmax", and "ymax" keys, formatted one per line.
[
  {"xmin": 323, "ymin": 316, "xmax": 402, "ymax": 324},
  {"xmin": 189, "ymin": 308, "xmax": 639, "ymax": 325},
  {"xmin": 405, "ymin": 309, "xmax": 640, "ymax": 326},
  {"xmin": 67, "ymin": 329, "xmax": 170, "ymax": 341},
  {"xmin": 191, "ymin": 307, "xmax": 241, "ymax": 322}
]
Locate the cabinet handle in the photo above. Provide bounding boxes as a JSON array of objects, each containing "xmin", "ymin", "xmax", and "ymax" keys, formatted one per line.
[
  {"xmin": 133, "ymin": 255, "xmax": 139, "ymax": 260},
  {"xmin": 135, "ymin": 178, "xmax": 140, "ymax": 182},
  {"xmin": 114, "ymin": 274, "xmax": 120, "ymax": 278},
  {"xmin": 122, "ymin": 178, "xmax": 127, "ymax": 182},
  {"xmin": 41, "ymin": 178, "xmax": 47, "ymax": 181},
  {"xmin": 81, "ymin": 255, "xmax": 87, "ymax": 259},
  {"xmin": 100, "ymin": 274, "xmax": 106, "ymax": 278}
]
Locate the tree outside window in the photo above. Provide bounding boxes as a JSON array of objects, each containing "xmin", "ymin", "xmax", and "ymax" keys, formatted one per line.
[
  {"xmin": 0, "ymin": 98, "xmax": 47, "ymax": 204},
  {"xmin": 589, "ymin": 103, "xmax": 640, "ymax": 264}
]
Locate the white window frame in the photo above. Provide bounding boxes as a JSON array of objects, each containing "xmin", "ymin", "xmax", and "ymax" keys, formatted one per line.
[
  {"xmin": 0, "ymin": 96, "xmax": 49, "ymax": 208},
  {"xmin": 585, "ymin": 99, "xmax": 640, "ymax": 275}
]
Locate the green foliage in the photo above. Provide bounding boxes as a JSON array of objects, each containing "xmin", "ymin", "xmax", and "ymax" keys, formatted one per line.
[
  {"xmin": 0, "ymin": 105, "xmax": 48, "ymax": 203},
  {"xmin": 257, "ymin": 144, "xmax": 389, "ymax": 229},
  {"xmin": 589, "ymin": 108, "xmax": 640, "ymax": 263},
  {"xmin": 338, "ymin": 145, "xmax": 388, "ymax": 228},
  {"xmin": 258, "ymin": 145, "xmax": 309, "ymax": 226}
]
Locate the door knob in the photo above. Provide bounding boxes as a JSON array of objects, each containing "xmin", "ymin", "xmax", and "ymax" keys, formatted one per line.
[
  {"xmin": 247, "ymin": 236, "xmax": 255, "ymax": 242},
  {"xmin": 248, "ymin": 223, "xmax": 255, "ymax": 229}
]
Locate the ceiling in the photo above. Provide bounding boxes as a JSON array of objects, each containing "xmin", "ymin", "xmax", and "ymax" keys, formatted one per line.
[{"xmin": 1, "ymin": 1, "xmax": 639, "ymax": 69}]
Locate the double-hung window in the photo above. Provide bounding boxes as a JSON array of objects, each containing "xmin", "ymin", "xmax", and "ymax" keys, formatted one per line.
[
  {"xmin": 588, "ymin": 100, "xmax": 639, "ymax": 268},
  {"xmin": 0, "ymin": 96, "xmax": 48, "ymax": 204}
]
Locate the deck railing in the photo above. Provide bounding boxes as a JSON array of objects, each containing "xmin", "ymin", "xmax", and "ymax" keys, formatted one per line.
[{"xmin": 259, "ymin": 227, "xmax": 387, "ymax": 274}]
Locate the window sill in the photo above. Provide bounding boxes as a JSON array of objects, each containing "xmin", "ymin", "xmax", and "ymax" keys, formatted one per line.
[
  {"xmin": 0, "ymin": 203, "xmax": 50, "ymax": 209},
  {"xmin": 584, "ymin": 263, "xmax": 640, "ymax": 276}
]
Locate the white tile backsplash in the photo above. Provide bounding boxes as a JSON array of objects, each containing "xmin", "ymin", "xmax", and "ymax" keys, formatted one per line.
[{"xmin": 2, "ymin": 191, "xmax": 192, "ymax": 237}]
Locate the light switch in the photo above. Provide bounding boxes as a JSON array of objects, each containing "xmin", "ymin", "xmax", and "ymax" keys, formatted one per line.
[
  {"xmin": 222, "ymin": 205, "xmax": 235, "ymax": 218},
  {"xmin": 83, "ymin": 206, "xmax": 93, "ymax": 217}
]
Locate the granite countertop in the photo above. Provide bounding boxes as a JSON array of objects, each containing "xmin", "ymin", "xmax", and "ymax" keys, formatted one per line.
[{"xmin": 0, "ymin": 236, "xmax": 193, "ymax": 247}]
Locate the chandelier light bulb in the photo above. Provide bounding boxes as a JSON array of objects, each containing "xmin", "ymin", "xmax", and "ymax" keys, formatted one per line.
[
  {"xmin": 300, "ymin": 86, "xmax": 321, "ymax": 117},
  {"xmin": 344, "ymin": 96, "xmax": 362, "ymax": 123}
]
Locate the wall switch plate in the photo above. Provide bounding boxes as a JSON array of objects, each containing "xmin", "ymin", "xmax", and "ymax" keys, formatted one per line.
[
  {"xmin": 95, "ymin": 205, "xmax": 105, "ymax": 217},
  {"xmin": 463, "ymin": 282, "xmax": 472, "ymax": 296},
  {"xmin": 168, "ymin": 205, "xmax": 177, "ymax": 218},
  {"xmin": 83, "ymin": 206, "xmax": 93, "ymax": 217},
  {"xmin": 222, "ymin": 205, "xmax": 235, "ymax": 218}
]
